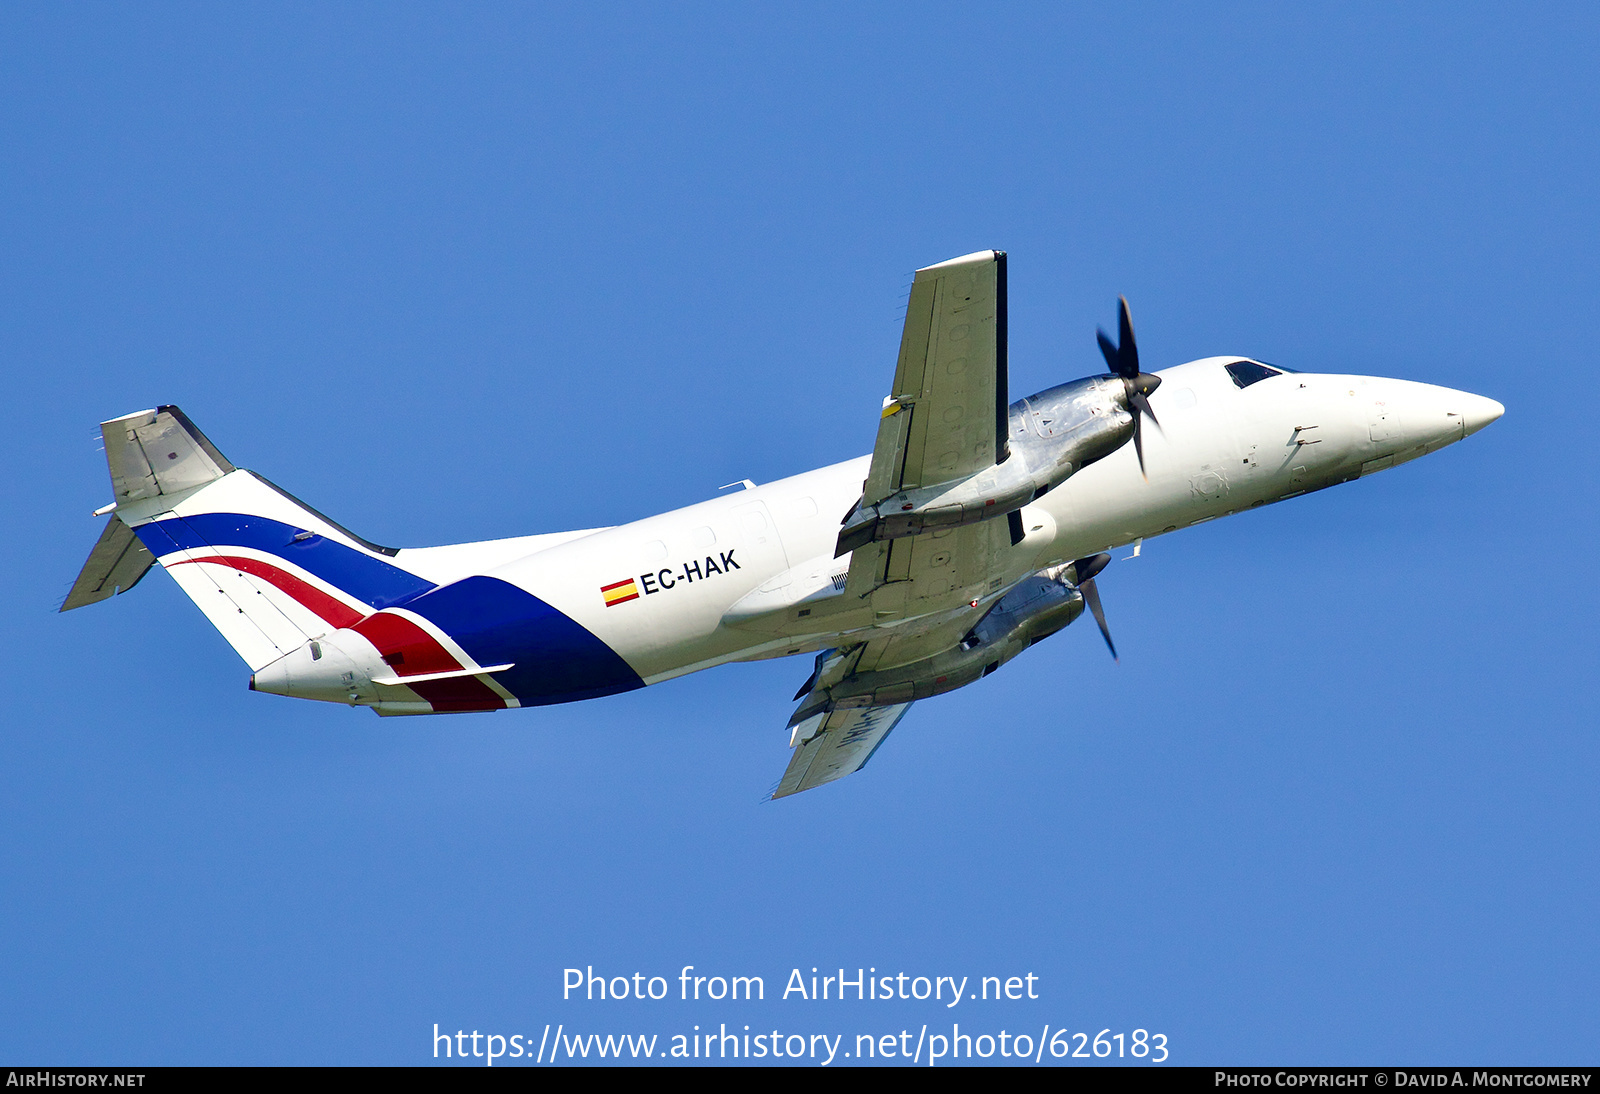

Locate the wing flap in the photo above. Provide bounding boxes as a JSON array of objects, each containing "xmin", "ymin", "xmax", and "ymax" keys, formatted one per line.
[{"xmin": 843, "ymin": 511, "xmax": 1011, "ymax": 621}]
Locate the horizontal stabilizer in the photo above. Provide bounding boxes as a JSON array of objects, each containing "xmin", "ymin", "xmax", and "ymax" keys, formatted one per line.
[
  {"xmin": 60, "ymin": 516, "xmax": 156, "ymax": 611},
  {"xmin": 102, "ymin": 405, "xmax": 234, "ymax": 504}
]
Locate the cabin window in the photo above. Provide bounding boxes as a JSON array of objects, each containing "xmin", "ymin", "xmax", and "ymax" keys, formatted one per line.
[{"xmin": 1224, "ymin": 360, "xmax": 1284, "ymax": 389}]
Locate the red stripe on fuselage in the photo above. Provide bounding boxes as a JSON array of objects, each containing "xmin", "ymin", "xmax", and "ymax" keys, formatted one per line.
[
  {"xmin": 168, "ymin": 555, "xmax": 365, "ymax": 628},
  {"xmin": 348, "ymin": 611, "xmax": 507, "ymax": 711},
  {"xmin": 355, "ymin": 614, "xmax": 505, "ymax": 710},
  {"xmin": 349, "ymin": 612, "xmax": 461, "ymax": 677},
  {"xmin": 168, "ymin": 555, "xmax": 504, "ymax": 713},
  {"xmin": 407, "ymin": 676, "xmax": 506, "ymax": 713}
]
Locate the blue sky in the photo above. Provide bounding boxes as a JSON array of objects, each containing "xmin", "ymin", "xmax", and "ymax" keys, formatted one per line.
[{"xmin": 3, "ymin": 2, "xmax": 1596, "ymax": 1065}]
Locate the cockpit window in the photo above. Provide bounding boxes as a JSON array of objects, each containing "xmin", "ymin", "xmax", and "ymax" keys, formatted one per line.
[{"xmin": 1225, "ymin": 360, "xmax": 1284, "ymax": 389}]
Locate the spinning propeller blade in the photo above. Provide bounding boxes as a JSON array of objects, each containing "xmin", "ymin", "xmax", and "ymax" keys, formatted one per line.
[
  {"xmin": 1071, "ymin": 553, "xmax": 1118, "ymax": 662},
  {"xmin": 1081, "ymin": 578, "xmax": 1117, "ymax": 663},
  {"xmin": 1097, "ymin": 296, "xmax": 1164, "ymax": 479}
]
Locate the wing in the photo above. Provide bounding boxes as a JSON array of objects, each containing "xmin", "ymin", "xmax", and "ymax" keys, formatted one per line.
[
  {"xmin": 863, "ymin": 249, "xmax": 1009, "ymax": 508},
  {"xmin": 842, "ymin": 517, "xmax": 1011, "ymax": 621},
  {"xmin": 766, "ymin": 251, "xmax": 1018, "ymax": 798},
  {"xmin": 772, "ymin": 701, "xmax": 913, "ymax": 799},
  {"xmin": 839, "ymin": 249, "xmax": 1017, "ymax": 618}
]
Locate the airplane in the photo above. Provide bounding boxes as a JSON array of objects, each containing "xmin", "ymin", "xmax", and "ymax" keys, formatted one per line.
[{"xmin": 62, "ymin": 250, "xmax": 1503, "ymax": 797}]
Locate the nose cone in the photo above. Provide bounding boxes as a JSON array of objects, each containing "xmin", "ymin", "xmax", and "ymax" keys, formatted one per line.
[
  {"xmin": 1455, "ymin": 391, "xmax": 1505, "ymax": 436},
  {"xmin": 1362, "ymin": 379, "xmax": 1504, "ymax": 471}
]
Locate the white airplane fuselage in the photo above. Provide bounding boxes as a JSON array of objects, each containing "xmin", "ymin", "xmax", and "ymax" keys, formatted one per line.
[
  {"xmin": 72, "ymin": 354, "xmax": 1500, "ymax": 730},
  {"xmin": 242, "ymin": 357, "xmax": 1498, "ymax": 708},
  {"xmin": 65, "ymin": 246, "xmax": 1504, "ymax": 794}
]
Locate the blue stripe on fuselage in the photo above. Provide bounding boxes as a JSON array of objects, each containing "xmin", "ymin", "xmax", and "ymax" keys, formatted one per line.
[
  {"xmin": 138, "ymin": 513, "xmax": 436, "ymax": 609},
  {"xmin": 140, "ymin": 513, "xmax": 641, "ymax": 706},
  {"xmin": 398, "ymin": 576, "xmax": 645, "ymax": 706}
]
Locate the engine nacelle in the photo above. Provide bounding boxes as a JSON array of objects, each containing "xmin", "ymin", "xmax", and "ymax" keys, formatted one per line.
[
  {"xmin": 788, "ymin": 567, "xmax": 1087, "ymax": 738},
  {"xmin": 836, "ymin": 375, "xmax": 1132, "ymax": 555}
]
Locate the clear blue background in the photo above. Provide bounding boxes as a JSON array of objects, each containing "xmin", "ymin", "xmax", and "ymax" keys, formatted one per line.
[{"xmin": 3, "ymin": 2, "xmax": 1595, "ymax": 1065}]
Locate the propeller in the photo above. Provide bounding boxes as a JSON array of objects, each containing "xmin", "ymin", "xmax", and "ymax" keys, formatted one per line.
[
  {"xmin": 1070, "ymin": 553, "xmax": 1117, "ymax": 662},
  {"xmin": 1097, "ymin": 296, "xmax": 1164, "ymax": 479}
]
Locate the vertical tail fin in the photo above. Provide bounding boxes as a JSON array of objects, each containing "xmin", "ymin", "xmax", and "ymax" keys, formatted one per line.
[{"xmin": 68, "ymin": 406, "xmax": 434, "ymax": 672}]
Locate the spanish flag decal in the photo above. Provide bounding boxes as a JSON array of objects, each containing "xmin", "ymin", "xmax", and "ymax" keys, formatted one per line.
[{"xmin": 601, "ymin": 577, "xmax": 640, "ymax": 607}]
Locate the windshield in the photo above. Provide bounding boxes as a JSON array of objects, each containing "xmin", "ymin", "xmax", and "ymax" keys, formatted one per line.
[{"xmin": 1225, "ymin": 360, "xmax": 1285, "ymax": 389}]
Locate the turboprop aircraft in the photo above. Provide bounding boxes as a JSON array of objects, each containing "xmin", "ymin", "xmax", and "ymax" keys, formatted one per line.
[{"xmin": 63, "ymin": 250, "xmax": 1502, "ymax": 797}]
